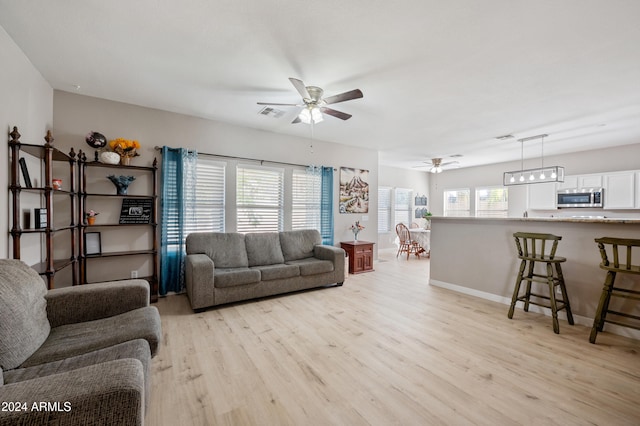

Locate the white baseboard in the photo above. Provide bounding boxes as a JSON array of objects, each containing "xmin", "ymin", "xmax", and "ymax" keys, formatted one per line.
[{"xmin": 429, "ymin": 279, "xmax": 640, "ymax": 341}]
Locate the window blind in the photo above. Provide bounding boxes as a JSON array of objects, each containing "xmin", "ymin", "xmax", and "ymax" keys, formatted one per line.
[
  {"xmin": 476, "ymin": 187, "xmax": 508, "ymax": 218},
  {"xmin": 237, "ymin": 165, "xmax": 284, "ymax": 233},
  {"xmin": 394, "ymin": 188, "xmax": 412, "ymax": 225},
  {"xmin": 378, "ymin": 186, "xmax": 392, "ymax": 232},
  {"xmin": 444, "ymin": 189, "xmax": 471, "ymax": 217},
  {"xmin": 188, "ymin": 158, "xmax": 225, "ymax": 233},
  {"xmin": 292, "ymin": 169, "xmax": 321, "ymax": 230}
]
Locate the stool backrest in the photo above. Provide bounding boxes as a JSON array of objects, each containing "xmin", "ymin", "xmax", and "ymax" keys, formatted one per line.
[
  {"xmin": 595, "ymin": 237, "xmax": 640, "ymax": 274},
  {"xmin": 513, "ymin": 232, "xmax": 562, "ymax": 259}
]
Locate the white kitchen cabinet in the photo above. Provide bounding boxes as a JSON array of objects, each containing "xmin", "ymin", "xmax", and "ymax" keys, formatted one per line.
[
  {"xmin": 528, "ymin": 182, "xmax": 557, "ymax": 210},
  {"xmin": 578, "ymin": 175, "xmax": 603, "ymax": 189},
  {"xmin": 557, "ymin": 176, "xmax": 578, "ymax": 191},
  {"xmin": 604, "ymin": 172, "xmax": 635, "ymax": 209}
]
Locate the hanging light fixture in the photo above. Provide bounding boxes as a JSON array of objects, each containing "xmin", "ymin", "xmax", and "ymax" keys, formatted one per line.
[{"xmin": 503, "ymin": 134, "xmax": 564, "ymax": 186}]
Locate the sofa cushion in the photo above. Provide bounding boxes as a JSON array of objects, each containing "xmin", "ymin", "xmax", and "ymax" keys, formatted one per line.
[
  {"xmin": 245, "ymin": 233, "xmax": 285, "ymax": 267},
  {"xmin": 286, "ymin": 258, "xmax": 335, "ymax": 276},
  {"xmin": 186, "ymin": 232, "xmax": 249, "ymax": 268},
  {"xmin": 251, "ymin": 264, "xmax": 300, "ymax": 281},
  {"xmin": 214, "ymin": 268, "xmax": 261, "ymax": 288},
  {"xmin": 21, "ymin": 307, "xmax": 161, "ymax": 368},
  {"xmin": 0, "ymin": 260, "xmax": 51, "ymax": 370},
  {"xmin": 280, "ymin": 229, "xmax": 322, "ymax": 262}
]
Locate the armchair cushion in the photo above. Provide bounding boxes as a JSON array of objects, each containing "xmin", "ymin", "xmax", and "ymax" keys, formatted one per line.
[
  {"xmin": 0, "ymin": 259, "xmax": 50, "ymax": 370},
  {"xmin": 21, "ymin": 307, "xmax": 161, "ymax": 368},
  {"xmin": 0, "ymin": 359, "xmax": 145, "ymax": 426},
  {"xmin": 46, "ymin": 280, "xmax": 150, "ymax": 328}
]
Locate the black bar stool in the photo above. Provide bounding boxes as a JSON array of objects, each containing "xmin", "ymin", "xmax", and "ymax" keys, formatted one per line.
[
  {"xmin": 590, "ymin": 237, "xmax": 640, "ymax": 343},
  {"xmin": 508, "ymin": 232, "xmax": 574, "ymax": 334}
]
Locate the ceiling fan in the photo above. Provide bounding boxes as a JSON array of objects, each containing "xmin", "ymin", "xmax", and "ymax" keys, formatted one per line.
[
  {"xmin": 414, "ymin": 158, "xmax": 460, "ymax": 173},
  {"xmin": 257, "ymin": 78, "xmax": 363, "ymax": 124}
]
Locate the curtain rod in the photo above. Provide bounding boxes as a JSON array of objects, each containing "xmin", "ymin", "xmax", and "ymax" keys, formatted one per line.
[{"xmin": 154, "ymin": 146, "xmax": 336, "ymax": 170}]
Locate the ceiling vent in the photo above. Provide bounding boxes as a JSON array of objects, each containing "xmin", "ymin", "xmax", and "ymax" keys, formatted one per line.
[{"xmin": 258, "ymin": 106, "xmax": 285, "ymax": 118}]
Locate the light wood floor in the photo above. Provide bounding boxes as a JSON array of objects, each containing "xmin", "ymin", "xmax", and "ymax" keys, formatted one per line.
[{"xmin": 148, "ymin": 250, "xmax": 640, "ymax": 426}]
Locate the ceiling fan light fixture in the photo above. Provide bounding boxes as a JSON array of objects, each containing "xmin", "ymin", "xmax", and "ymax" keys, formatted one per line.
[
  {"xmin": 430, "ymin": 166, "xmax": 443, "ymax": 174},
  {"xmin": 298, "ymin": 106, "xmax": 323, "ymax": 124}
]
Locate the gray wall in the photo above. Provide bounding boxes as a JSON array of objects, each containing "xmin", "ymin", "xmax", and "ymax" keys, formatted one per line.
[{"xmin": 1, "ymin": 25, "xmax": 53, "ymax": 260}]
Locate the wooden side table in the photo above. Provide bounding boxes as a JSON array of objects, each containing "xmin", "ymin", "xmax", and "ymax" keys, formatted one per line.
[{"xmin": 340, "ymin": 241, "xmax": 374, "ymax": 274}]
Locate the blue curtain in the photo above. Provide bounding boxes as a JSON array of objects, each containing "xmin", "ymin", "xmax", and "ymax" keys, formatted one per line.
[
  {"xmin": 320, "ymin": 166, "xmax": 334, "ymax": 245},
  {"xmin": 160, "ymin": 146, "xmax": 197, "ymax": 295}
]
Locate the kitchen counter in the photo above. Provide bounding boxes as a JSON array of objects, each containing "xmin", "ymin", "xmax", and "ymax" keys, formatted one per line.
[
  {"xmin": 431, "ymin": 216, "xmax": 640, "ymax": 224},
  {"xmin": 429, "ymin": 216, "xmax": 640, "ymax": 339}
]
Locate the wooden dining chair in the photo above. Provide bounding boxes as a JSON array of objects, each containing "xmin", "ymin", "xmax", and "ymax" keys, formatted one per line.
[{"xmin": 396, "ymin": 223, "xmax": 423, "ymax": 259}]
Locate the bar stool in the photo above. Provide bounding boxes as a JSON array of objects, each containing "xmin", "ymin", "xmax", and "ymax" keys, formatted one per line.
[
  {"xmin": 508, "ymin": 232, "xmax": 574, "ymax": 334},
  {"xmin": 590, "ymin": 237, "xmax": 640, "ymax": 343}
]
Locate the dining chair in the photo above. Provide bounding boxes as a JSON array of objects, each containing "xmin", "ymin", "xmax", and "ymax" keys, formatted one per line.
[
  {"xmin": 395, "ymin": 223, "xmax": 423, "ymax": 259},
  {"xmin": 410, "ymin": 222, "xmax": 420, "ymax": 228}
]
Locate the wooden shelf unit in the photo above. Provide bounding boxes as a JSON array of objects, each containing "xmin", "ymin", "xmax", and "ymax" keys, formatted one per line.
[
  {"xmin": 9, "ymin": 127, "xmax": 78, "ymax": 289},
  {"xmin": 78, "ymin": 154, "xmax": 159, "ymax": 302}
]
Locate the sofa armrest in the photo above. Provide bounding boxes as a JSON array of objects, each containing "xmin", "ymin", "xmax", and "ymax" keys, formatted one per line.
[
  {"xmin": 46, "ymin": 280, "xmax": 150, "ymax": 328},
  {"xmin": 0, "ymin": 358, "xmax": 144, "ymax": 426},
  {"xmin": 185, "ymin": 254, "xmax": 215, "ymax": 310},
  {"xmin": 314, "ymin": 245, "xmax": 346, "ymax": 283}
]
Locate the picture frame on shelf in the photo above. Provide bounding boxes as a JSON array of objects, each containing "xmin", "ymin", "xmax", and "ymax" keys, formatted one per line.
[
  {"xmin": 84, "ymin": 232, "xmax": 102, "ymax": 256},
  {"xmin": 119, "ymin": 198, "xmax": 153, "ymax": 224},
  {"xmin": 19, "ymin": 157, "xmax": 32, "ymax": 188}
]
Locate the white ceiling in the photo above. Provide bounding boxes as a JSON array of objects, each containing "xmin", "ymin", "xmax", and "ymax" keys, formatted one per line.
[{"xmin": 2, "ymin": 0, "xmax": 640, "ymax": 170}]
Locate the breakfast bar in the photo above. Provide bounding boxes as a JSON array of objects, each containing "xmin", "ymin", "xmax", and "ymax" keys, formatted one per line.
[{"xmin": 429, "ymin": 216, "xmax": 640, "ymax": 337}]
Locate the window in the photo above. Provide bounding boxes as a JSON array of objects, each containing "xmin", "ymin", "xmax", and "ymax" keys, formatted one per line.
[
  {"xmin": 237, "ymin": 165, "xmax": 284, "ymax": 233},
  {"xmin": 394, "ymin": 188, "xmax": 412, "ymax": 225},
  {"xmin": 292, "ymin": 168, "xmax": 321, "ymax": 230},
  {"xmin": 444, "ymin": 189, "xmax": 471, "ymax": 217},
  {"xmin": 476, "ymin": 187, "xmax": 508, "ymax": 218},
  {"xmin": 378, "ymin": 186, "xmax": 392, "ymax": 232},
  {"xmin": 189, "ymin": 157, "xmax": 225, "ymax": 232}
]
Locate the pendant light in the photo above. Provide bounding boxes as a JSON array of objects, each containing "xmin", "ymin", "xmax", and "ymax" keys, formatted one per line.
[{"xmin": 503, "ymin": 134, "xmax": 565, "ymax": 186}]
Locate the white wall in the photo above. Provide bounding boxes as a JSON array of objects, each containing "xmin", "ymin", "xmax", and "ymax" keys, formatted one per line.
[
  {"xmin": 0, "ymin": 25, "xmax": 53, "ymax": 260},
  {"xmin": 378, "ymin": 166, "xmax": 430, "ymax": 249},
  {"xmin": 429, "ymin": 143, "xmax": 640, "ymax": 217},
  {"xmin": 52, "ymin": 91, "xmax": 379, "ymax": 281}
]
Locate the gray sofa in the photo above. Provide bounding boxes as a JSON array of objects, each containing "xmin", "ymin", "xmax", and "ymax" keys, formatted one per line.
[
  {"xmin": 185, "ymin": 229, "xmax": 345, "ymax": 310},
  {"xmin": 0, "ymin": 259, "xmax": 162, "ymax": 426}
]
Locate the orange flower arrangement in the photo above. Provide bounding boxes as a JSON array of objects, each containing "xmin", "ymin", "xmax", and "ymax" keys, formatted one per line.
[{"xmin": 109, "ymin": 138, "xmax": 141, "ymax": 158}]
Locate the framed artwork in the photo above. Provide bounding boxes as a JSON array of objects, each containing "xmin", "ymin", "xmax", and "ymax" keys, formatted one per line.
[
  {"xmin": 339, "ymin": 167, "xmax": 369, "ymax": 213},
  {"xmin": 84, "ymin": 232, "xmax": 102, "ymax": 256},
  {"xmin": 119, "ymin": 198, "xmax": 153, "ymax": 224},
  {"xmin": 415, "ymin": 195, "xmax": 427, "ymax": 206}
]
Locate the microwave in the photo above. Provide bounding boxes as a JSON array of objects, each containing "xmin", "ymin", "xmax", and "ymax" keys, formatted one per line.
[{"xmin": 557, "ymin": 188, "xmax": 604, "ymax": 208}]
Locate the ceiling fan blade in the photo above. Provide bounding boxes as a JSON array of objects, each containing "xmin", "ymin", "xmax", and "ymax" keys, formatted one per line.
[
  {"xmin": 256, "ymin": 102, "xmax": 300, "ymax": 106},
  {"xmin": 322, "ymin": 89, "xmax": 363, "ymax": 105},
  {"xmin": 441, "ymin": 161, "xmax": 459, "ymax": 167},
  {"xmin": 291, "ymin": 116, "xmax": 302, "ymax": 124},
  {"xmin": 320, "ymin": 107, "xmax": 352, "ymax": 120},
  {"xmin": 289, "ymin": 78, "xmax": 310, "ymax": 99}
]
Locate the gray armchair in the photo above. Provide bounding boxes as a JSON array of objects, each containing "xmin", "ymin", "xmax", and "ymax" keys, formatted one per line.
[{"xmin": 0, "ymin": 259, "xmax": 161, "ymax": 425}]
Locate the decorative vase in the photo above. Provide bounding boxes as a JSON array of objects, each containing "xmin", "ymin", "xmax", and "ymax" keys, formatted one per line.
[
  {"xmin": 87, "ymin": 216, "xmax": 96, "ymax": 225},
  {"xmin": 353, "ymin": 231, "xmax": 359, "ymax": 241},
  {"xmin": 120, "ymin": 156, "xmax": 131, "ymax": 166},
  {"xmin": 107, "ymin": 175, "xmax": 136, "ymax": 195},
  {"xmin": 100, "ymin": 151, "xmax": 121, "ymax": 165}
]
